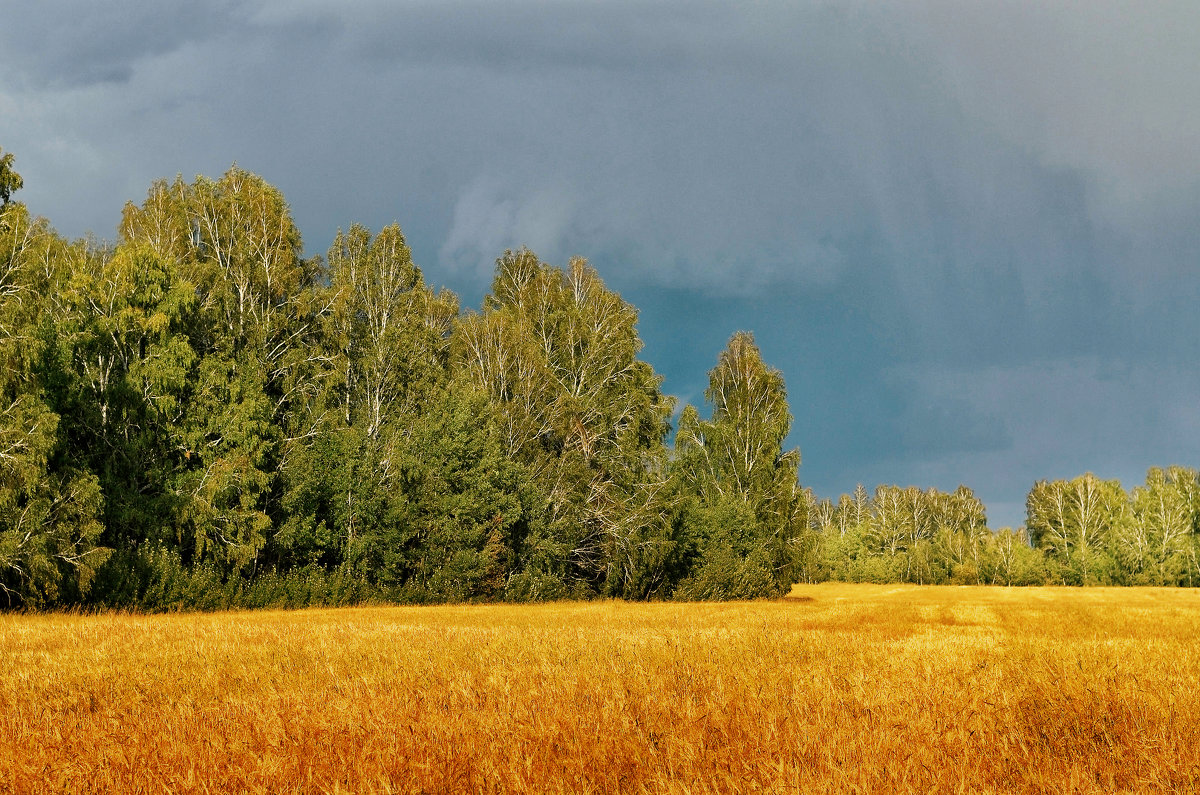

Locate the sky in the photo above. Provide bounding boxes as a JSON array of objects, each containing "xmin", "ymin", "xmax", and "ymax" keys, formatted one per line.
[{"xmin": 3, "ymin": 1, "xmax": 1199, "ymax": 528}]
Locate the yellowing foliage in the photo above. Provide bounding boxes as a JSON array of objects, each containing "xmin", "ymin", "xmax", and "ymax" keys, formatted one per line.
[{"xmin": 2, "ymin": 584, "xmax": 1199, "ymax": 793}]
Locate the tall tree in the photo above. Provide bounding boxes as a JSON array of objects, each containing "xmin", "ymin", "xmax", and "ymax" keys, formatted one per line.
[
  {"xmin": 285, "ymin": 222, "xmax": 459, "ymax": 580},
  {"xmin": 324, "ymin": 223, "xmax": 456, "ymax": 441},
  {"xmin": 1027, "ymin": 473, "xmax": 1125, "ymax": 584},
  {"xmin": 454, "ymin": 249, "xmax": 675, "ymax": 598},
  {"xmin": 988, "ymin": 527, "xmax": 1046, "ymax": 586},
  {"xmin": 931, "ymin": 486, "xmax": 990, "ymax": 583},
  {"xmin": 1116, "ymin": 467, "xmax": 1199, "ymax": 585},
  {"xmin": 674, "ymin": 332, "xmax": 805, "ymax": 598},
  {"xmin": 118, "ymin": 167, "xmax": 319, "ymax": 576},
  {"xmin": 0, "ymin": 197, "xmax": 108, "ymax": 605},
  {"xmin": 55, "ymin": 242, "xmax": 197, "ymax": 549}
]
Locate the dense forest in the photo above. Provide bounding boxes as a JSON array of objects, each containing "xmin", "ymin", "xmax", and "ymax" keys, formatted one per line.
[{"xmin": 2, "ymin": 149, "xmax": 1199, "ymax": 609}]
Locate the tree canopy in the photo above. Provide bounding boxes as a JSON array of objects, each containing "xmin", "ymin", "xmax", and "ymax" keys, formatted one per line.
[
  {"xmin": 2, "ymin": 151, "xmax": 1198, "ymax": 609},
  {"xmin": 0, "ymin": 147, "xmax": 22, "ymax": 206}
]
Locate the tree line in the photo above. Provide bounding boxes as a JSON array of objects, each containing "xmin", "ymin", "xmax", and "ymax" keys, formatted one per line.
[
  {"xmin": 804, "ymin": 469, "xmax": 1200, "ymax": 587},
  {"xmin": 1, "ymin": 152, "xmax": 1197, "ymax": 608}
]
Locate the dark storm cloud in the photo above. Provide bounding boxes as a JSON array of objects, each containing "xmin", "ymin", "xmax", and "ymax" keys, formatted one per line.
[
  {"xmin": 0, "ymin": 2, "xmax": 250, "ymax": 89},
  {"xmin": 2, "ymin": 1, "xmax": 1198, "ymax": 528},
  {"xmin": 268, "ymin": 0, "xmax": 817, "ymax": 76}
]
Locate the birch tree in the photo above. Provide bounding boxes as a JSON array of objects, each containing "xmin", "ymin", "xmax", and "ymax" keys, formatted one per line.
[
  {"xmin": 1118, "ymin": 467, "xmax": 1199, "ymax": 584},
  {"xmin": 0, "ymin": 196, "xmax": 108, "ymax": 605},
  {"xmin": 674, "ymin": 332, "xmax": 805, "ymax": 597},
  {"xmin": 119, "ymin": 167, "xmax": 319, "ymax": 575},
  {"xmin": 1027, "ymin": 473, "xmax": 1125, "ymax": 584},
  {"xmin": 454, "ymin": 249, "xmax": 675, "ymax": 598}
]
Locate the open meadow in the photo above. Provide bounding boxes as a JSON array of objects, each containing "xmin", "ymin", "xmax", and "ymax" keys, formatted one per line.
[{"xmin": 3, "ymin": 584, "xmax": 1199, "ymax": 793}]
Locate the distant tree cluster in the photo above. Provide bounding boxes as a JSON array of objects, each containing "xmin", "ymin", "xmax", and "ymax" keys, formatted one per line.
[
  {"xmin": 804, "ymin": 469, "xmax": 1200, "ymax": 587},
  {"xmin": 2, "ymin": 152, "xmax": 1197, "ymax": 609}
]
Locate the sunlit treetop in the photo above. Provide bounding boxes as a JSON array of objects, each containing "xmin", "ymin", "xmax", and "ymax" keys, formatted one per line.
[{"xmin": 0, "ymin": 146, "xmax": 22, "ymax": 206}]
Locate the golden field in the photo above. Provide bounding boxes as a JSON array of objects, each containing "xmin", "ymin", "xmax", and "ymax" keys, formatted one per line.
[{"xmin": 2, "ymin": 584, "xmax": 1199, "ymax": 794}]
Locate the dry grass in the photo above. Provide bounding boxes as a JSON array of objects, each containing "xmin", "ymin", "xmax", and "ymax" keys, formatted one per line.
[{"xmin": 2, "ymin": 584, "xmax": 1199, "ymax": 794}]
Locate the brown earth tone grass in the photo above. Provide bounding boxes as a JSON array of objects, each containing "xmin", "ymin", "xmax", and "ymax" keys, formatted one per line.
[{"xmin": 2, "ymin": 584, "xmax": 1199, "ymax": 794}]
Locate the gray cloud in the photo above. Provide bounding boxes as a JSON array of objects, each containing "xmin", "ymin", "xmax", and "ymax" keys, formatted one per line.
[
  {"xmin": 0, "ymin": 2, "xmax": 249, "ymax": 89},
  {"xmin": 1, "ymin": 1, "xmax": 1197, "ymax": 526},
  {"xmin": 907, "ymin": 1, "xmax": 1200, "ymax": 207}
]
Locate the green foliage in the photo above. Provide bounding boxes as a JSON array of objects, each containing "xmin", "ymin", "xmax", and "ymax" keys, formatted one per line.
[
  {"xmin": 0, "ymin": 146, "xmax": 21, "ymax": 206},
  {"xmin": 1026, "ymin": 474, "xmax": 1126, "ymax": 585},
  {"xmin": 673, "ymin": 494, "xmax": 779, "ymax": 600},
  {"xmin": 455, "ymin": 250, "xmax": 675, "ymax": 598},
  {"xmin": 6, "ymin": 154, "xmax": 1200, "ymax": 609},
  {"xmin": 50, "ymin": 242, "xmax": 197, "ymax": 553},
  {"xmin": 809, "ymin": 468, "xmax": 1199, "ymax": 588},
  {"xmin": 0, "ymin": 420, "xmax": 109, "ymax": 606},
  {"xmin": 91, "ymin": 546, "xmax": 379, "ymax": 612},
  {"xmin": 674, "ymin": 332, "xmax": 807, "ymax": 598},
  {"xmin": 984, "ymin": 528, "xmax": 1047, "ymax": 585},
  {"xmin": 175, "ymin": 351, "xmax": 277, "ymax": 572},
  {"xmin": 810, "ymin": 485, "xmax": 1051, "ymax": 587},
  {"xmin": 358, "ymin": 387, "xmax": 536, "ymax": 602},
  {"xmin": 325, "ymin": 223, "xmax": 457, "ymax": 435},
  {"xmin": 0, "ymin": 202, "xmax": 109, "ymax": 606},
  {"xmin": 1116, "ymin": 467, "xmax": 1200, "ymax": 585}
]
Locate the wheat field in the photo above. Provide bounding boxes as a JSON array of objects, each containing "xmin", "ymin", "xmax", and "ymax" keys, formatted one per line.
[{"xmin": 2, "ymin": 584, "xmax": 1199, "ymax": 794}]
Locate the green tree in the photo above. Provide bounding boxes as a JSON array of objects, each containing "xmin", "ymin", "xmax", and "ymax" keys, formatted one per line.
[
  {"xmin": 931, "ymin": 486, "xmax": 989, "ymax": 584},
  {"xmin": 366, "ymin": 388, "xmax": 535, "ymax": 601},
  {"xmin": 454, "ymin": 250, "xmax": 675, "ymax": 598},
  {"xmin": 288, "ymin": 222, "xmax": 458, "ymax": 580},
  {"xmin": 986, "ymin": 527, "xmax": 1047, "ymax": 586},
  {"xmin": 0, "ymin": 146, "xmax": 22, "ymax": 207},
  {"xmin": 324, "ymin": 223, "xmax": 456, "ymax": 436},
  {"xmin": 119, "ymin": 167, "xmax": 320, "ymax": 577},
  {"xmin": 1116, "ymin": 467, "xmax": 1200, "ymax": 585},
  {"xmin": 0, "ymin": 199, "xmax": 108, "ymax": 605},
  {"xmin": 1027, "ymin": 474, "xmax": 1125, "ymax": 584},
  {"xmin": 54, "ymin": 242, "xmax": 197, "ymax": 552},
  {"xmin": 674, "ymin": 332, "xmax": 805, "ymax": 598},
  {"xmin": 837, "ymin": 484, "xmax": 991, "ymax": 584}
]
